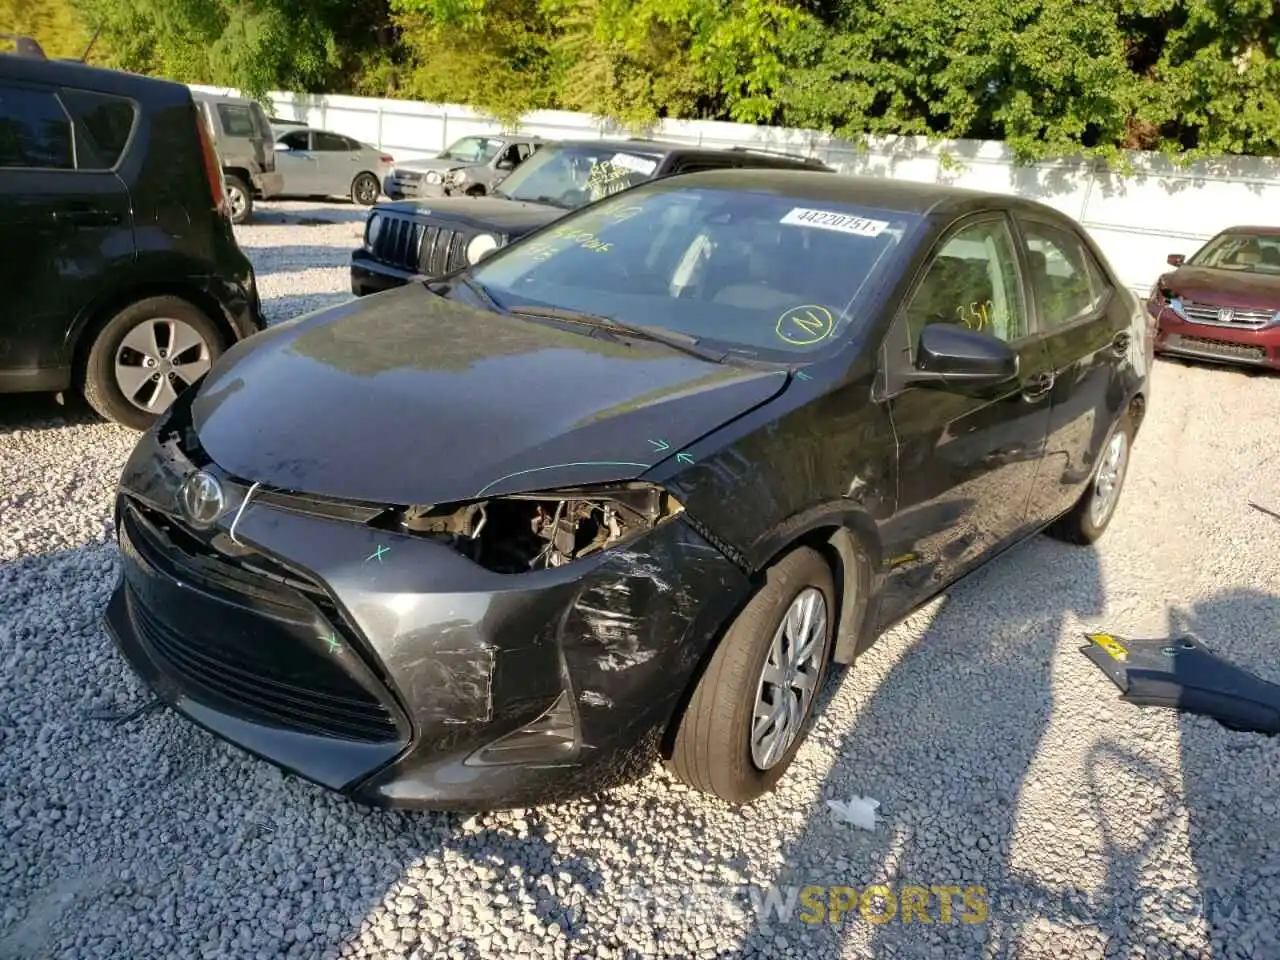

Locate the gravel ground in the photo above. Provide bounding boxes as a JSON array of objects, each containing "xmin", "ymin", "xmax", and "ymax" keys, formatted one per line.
[{"xmin": 2, "ymin": 199, "xmax": 1280, "ymax": 959}]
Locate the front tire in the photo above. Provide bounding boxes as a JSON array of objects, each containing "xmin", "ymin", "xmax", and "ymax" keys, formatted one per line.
[
  {"xmin": 82, "ymin": 296, "xmax": 224, "ymax": 430},
  {"xmin": 1047, "ymin": 413, "xmax": 1134, "ymax": 545},
  {"xmin": 668, "ymin": 546, "xmax": 835, "ymax": 803},
  {"xmin": 225, "ymin": 174, "xmax": 253, "ymax": 224},
  {"xmin": 351, "ymin": 172, "xmax": 380, "ymax": 206}
]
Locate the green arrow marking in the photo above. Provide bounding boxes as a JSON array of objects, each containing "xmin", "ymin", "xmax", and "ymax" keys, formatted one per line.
[
  {"xmin": 676, "ymin": 453, "xmax": 695, "ymax": 465},
  {"xmin": 649, "ymin": 438, "xmax": 671, "ymax": 452}
]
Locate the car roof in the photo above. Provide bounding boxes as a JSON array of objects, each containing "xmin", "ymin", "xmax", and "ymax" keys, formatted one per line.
[
  {"xmin": 0, "ymin": 50, "xmax": 191, "ymax": 102},
  {"xmin": 1210, "ymin": 225, "xmax": 1280, "ymax": 237},
  {"xmin": 654, "ymin": 167, "xmax": 1069, "ymax": 218},
  {"xmin": 551, "ymin": 137, "xmax": 712, "ymax": 155}
]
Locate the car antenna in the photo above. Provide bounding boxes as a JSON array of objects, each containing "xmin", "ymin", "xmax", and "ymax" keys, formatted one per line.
[{"xmin": 80, "ymin": 24, "xmax": 102, "ymax": 63}]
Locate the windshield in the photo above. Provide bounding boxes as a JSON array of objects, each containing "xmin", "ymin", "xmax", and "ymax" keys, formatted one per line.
[
  {"xmin": 470, "ymin": 182, "xmax": 918, "ymax": 357},
  {"xmin": 495, "ymin": 144, "xmax": 662, "ymax": 208},
  {"xmin": 439, "ymin": 136, "xmax": 503, "ymax": 163},
  {"xmin": 1189, "ymin": 232, "xmax": 1280, "ymax": 274}
]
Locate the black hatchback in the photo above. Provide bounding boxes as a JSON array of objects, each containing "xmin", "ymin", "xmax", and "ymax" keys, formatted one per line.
[
  {"xmin": 106, "ymin": 170, "xmax": 1151, "ymax": 811},
  {"xmin": 0, "ymin": 40, "xmax": 264, "ymax": 429}
]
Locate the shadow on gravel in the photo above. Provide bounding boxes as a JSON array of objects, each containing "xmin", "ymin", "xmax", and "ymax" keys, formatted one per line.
[
  {"xmin": 0, "ymin": 541, "xmax": 598, "ymax": 960},
  {"xmin": 0, "ymin": 393, "xmax": 99, "ymax": 433},
  {"xmin": 249, "ymin": 204, "xmax": 371, "ymax": 226},
  {"xmin": 728, "ymin": 533, "xmax": 1105, "ymax": 959}
]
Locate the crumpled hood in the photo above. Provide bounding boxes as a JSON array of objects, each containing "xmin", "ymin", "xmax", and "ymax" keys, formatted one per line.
[
  {"xmin": 190, "ymin": 284, "xmax": 789, "ymax": 505},
  {"xmin": 393, "ymin": 157, "xmax": 461, "ymax": 174},
  {"xmin": 1162, "ymin": 266, "xmax": 1280, "ymax": 310}
]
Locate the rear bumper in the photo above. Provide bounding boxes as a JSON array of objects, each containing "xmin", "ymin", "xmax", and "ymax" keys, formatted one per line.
[
  {"xmin": 253, "ymin": 170, "xmax": 285, "ymax": 200},
  {"xmin": 1152, "ymin": 304, "xmax": 1280, "ymax": 370},
  {"xmin": 350, "ymin": 248, "xmax": 417, "ymax": 297},
  {"xmin": 103, "ymin": 417, "xmax": 750, "ymax": 810}
]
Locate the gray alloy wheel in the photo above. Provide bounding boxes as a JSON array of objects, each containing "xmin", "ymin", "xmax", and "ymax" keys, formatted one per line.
[
  {"xmin": 1088, "ymin": 428, "xmax": 1129, "ymax": 530},
  {"xmin": 750, "ymin": 586, "xmax": 828, "ymax": 770},
  {"xmin": 113, "ymin": 317, "xmax": 214, "ymax": 414},
  {"xmin": 225, "ymin": 175, "xmax": 252, "ymax": 224},
  {"xmin": 351, "ymin": 173, "xmax": 380, "ymax": 206}
]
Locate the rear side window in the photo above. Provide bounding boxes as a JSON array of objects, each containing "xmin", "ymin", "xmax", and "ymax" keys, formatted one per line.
[
  {"xmin": 59, "ymin": 88, "xmax": 137, "ymax": 170},
  {"xmin": 216, "ymin": 103, "xmax": 258, "ymax": 138},
  {"xmin": 1019, "ymin": 220, "xmax": 1110, "ymax": 329},
  {"xmin": 0, "ymin": 84, "xmax": 73, "ymax": 169},
  {"xmin": 312, "ymin": 131, "xmax": 351, "ymax": 151}
]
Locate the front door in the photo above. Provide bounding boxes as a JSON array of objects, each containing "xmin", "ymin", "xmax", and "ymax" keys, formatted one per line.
[
  {"xmin": 1014, "ymin": 216, "xmax": 1132, "ymax": 525},
  {"xmin": 274, "ymin": 130, "xmax": 322, "ymax": 196},
  {"xmin": 0, "ymin": 80, "xmax": 133, "ymax": 381},
  {"xmin": 875, "ymin": 214, "xmax": 1055, "ymax": 624}
]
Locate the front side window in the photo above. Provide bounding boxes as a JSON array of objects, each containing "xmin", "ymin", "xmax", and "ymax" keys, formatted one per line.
[
  {"xmin": 279, "ymin": 130, "xmax": 310, "ymax": 151},
  {"xmin": 439, "ymin": 136, "xmax": 503, "ymax": 163},
  {"xmin": 903, "ymin": 219, "xmax": 1027, "ymax": 352},
  {"xmin": 1021, "ymin": 220, "xmax": 1107, "ymax": 328},
  {"xmin": 495, "ymin": 144, "xmax": 663, "ymax": 208},
  {"xmin": 1190, "ymin": 231, "xmax": 1280, "ymax": 275},
  {"xmin": 470, "ymin": 183, "xmax": 917, "ymax": 358},
  {"xmin": 0, "ymin": 84, "xmax": 73, "ymax": 170},
  {"xmin": 216, "ymin": 103, "xmax": 257, "ymax": 138}
]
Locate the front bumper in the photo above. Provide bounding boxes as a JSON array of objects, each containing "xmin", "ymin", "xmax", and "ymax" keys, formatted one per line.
[
  {"xmin": 104, "ymin": 421, "xmax": 751, "ymax": 810},
  {"xmin": 383, "ymin": 175, "xmax": 447, "ymax": 201},
  {"xmin": 1152, "ymin": 303, "xmax": 1280, "ymax": 370},
  {"xmin": 350, "ymin": 248, "xmax": 418, "ymax": 297}
]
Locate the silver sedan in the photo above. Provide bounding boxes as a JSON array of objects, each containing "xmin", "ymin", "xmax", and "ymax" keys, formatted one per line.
[{"xmin": 272, "ymin": 127, "xmax": 394, "ymax": 205}]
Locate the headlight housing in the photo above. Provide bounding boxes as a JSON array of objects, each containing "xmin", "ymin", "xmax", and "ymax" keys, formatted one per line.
[
  {"xmin": 467, "ymin": 233, "xmax": 499, "ymax": 264},
  {"xmin": 369, "ymin": 483, "xmax": 684, "ymax": 574},
  {"xmin": 425, "ymin": 170, "xmax": 442, "ymax": 184},
  {"xmin": 365, "ymin": 212, "xmax": 383, "ymax": 249}
]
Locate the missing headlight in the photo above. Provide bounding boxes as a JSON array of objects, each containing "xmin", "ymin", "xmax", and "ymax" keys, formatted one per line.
[{"xmin": 372, "ymin": 483, "xmax": 683, "ymax": 574}]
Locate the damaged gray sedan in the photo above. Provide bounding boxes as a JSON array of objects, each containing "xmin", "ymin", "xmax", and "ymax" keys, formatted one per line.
[{"xmin": 104, "ymin": 169, "xmax": 1149, "ymax": 810}]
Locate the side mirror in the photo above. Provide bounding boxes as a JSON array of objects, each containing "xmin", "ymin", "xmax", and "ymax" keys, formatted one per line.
[
  {"xmin": 274, "ymin": 142, "xmax": 291, "ymax": 152},
  {"xmin": 905, "ymin": 323, "xmax": 1019, "ymax": 386},
  {"xmin": 495, "ymin": 157, "xmax": 515, "ymax": 171},
  {"xmin": 1167, "ymin": 253, "xmax": 1186, "ymax": 267}
]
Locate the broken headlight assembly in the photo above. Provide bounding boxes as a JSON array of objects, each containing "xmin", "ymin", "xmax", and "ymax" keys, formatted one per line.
[{"xmin": 368, "ymin": 483, "xmax": 684, "ymax": 574}]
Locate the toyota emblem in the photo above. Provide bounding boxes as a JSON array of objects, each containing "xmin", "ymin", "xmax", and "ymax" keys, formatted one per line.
[{"xmin": 179, "ymin": 470, "xmax": 225, "ymax": 527}]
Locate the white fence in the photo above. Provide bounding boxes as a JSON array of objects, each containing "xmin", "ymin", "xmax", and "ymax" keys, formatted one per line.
[{"xmin": 193, "ymin": 84, "xmax": 1280, "ymax": 297}]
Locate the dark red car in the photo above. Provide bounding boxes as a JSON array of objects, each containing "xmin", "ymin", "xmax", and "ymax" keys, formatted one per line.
[{"xmin": 1148, "ymin": 226, "xmax": 1280, "ymax": 371}]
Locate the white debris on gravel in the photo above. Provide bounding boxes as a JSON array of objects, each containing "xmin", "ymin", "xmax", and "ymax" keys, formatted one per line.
[{"xmin": 3, "ymin": 199, "xmax": 1280, "ymax": 959}]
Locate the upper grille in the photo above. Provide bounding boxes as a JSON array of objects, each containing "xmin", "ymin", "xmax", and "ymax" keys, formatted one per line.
[
  {"xmin": 370, "ymin": 214, "xmax": 469, "ymax": 278},
  {"xmin": 120, "ymin": 500, "xmax": 401, "ymax": 743},
  {"xmin": 1178, "ymin": 299, "xmax": 1277, "ymax": 328}
]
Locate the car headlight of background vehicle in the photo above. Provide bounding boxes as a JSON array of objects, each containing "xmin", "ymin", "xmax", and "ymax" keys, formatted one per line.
[
  {"xmin": 365, "ymin": 212, "xmax": 383, "ymax": 249},
  {"xmin": 369, "ymin": 483, "xmax": 684, "ymax": 574},
  {"xmin": 467, "ymin": 233, "xmax": 500, "ymax": 264},
  {"xmin": 425, "ymin": 170, "xmax": 442, "ymax": 184}
]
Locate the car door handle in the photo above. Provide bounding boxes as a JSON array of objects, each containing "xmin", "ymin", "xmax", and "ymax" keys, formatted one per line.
[
  {"xmin": 1021, "ymin": 372, "xmax": 1055, "ymax": 401},
  {"xmin": 1110, "ymin": 331, "xmax": 1131, "ymax": 357}
]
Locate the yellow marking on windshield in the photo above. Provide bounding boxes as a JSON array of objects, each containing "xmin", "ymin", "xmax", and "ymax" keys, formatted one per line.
[{"xmin": 776, "ymin": 305, "xmax": 836, "ymax": 345}]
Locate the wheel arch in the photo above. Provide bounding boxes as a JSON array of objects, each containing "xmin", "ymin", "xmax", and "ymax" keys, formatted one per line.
[{"xmin": 69, "ymin": 283, "xmax": 237, "ymax": 388}]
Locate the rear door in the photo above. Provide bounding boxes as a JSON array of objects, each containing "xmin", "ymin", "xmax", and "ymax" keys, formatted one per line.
[
  {"xmin": 213, "ymin": 100, "xmax": 268, "ymax": 174},
  {"xmin": 0, "ymin": 80, "xmax": 134, "ymax": 378},
  {"xmin": 1012, "ymin": 214, "xmax": 1131, "ymax": 525},
  {"xmin": 875, "ymin": 213, "xmax": 1057, "ymax": 623},
  {"xmin": 310, "ymin": 130, "xmax": 358, "ymax": 197}
]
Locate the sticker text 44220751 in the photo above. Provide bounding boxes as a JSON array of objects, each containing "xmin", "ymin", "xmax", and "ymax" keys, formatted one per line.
[{"xmin": 780, "ymin": 207, "xmax": 889, "ymax": 238}]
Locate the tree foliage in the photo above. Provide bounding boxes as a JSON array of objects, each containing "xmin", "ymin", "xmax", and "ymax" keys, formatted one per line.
[{"xmin": 9, "ymin": 0, "xmax": 1280, "ymax": 163}]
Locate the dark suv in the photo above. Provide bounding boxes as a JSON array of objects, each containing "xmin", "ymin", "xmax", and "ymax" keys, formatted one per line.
[
  {"xmin": 0, "ymin": 39, "xmax": 265, "ymax": 429},
  {"xmin": 351, "ymin": 138, "xmax": 833, "ymax": 295}
]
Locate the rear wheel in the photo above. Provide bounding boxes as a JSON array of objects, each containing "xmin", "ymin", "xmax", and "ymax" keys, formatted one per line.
[
  {"xmin": 668, "ymin": 546, "xmax": 835, "ymax": 803},
  {"xmin": 225, "ymin": 174, "xmax": 252, "ymax": 224},
  {"xmin": 351, "ymin": 172, "xmax": 380, "ymax": 206},
  {"xmin": 82, "ymin": 296, "xmax": 224, "ymax": 430},
  {"xmin": 1047, "ymin": 413, "xmax": 1134, "ymax": 544}
]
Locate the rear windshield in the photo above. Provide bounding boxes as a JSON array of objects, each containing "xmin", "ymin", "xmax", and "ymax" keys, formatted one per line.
[
  {"xmin": 496, "ymin": 144, "xmax": 663, "ymax": 209},
  {"xmin": 216, "ymin": 102, "xmax": 260, "ymax": 139},
  {"xmin": 470, "ymin": 181, "xmax": 918, "ymax": 358},
  {"xmin": 1190, "ymin": 232, "xmax": 1280, "ymax": 275}
]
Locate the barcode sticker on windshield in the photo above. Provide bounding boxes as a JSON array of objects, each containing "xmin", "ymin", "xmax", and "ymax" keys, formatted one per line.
[
  {"xmin": 611, "ymin": 153, "xmax": 658, "ymax": 176},
  {"xmin": 780, "ymin": 207, "xmax": 889, "ymax": 237}
]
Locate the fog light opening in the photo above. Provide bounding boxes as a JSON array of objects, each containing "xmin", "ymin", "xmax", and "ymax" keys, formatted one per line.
[{"xmin": 464, "ymin": 691, "xmax": 579, "ymax": 767}]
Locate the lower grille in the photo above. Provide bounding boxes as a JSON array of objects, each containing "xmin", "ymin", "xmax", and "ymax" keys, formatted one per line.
[
  {"xmin": 1171, "ymin": 334, "xmax": 1267, "ymax": 362},
  {"xmin": 1179, "ymin": 299, "xmax": 1276, "ymax": 328},
  {"xmin": 121, "ymin": 501, "xmax": 400, "ymax": 743},
  {"xmin": 370, "ymin": 214, "xmax": 468, "ymax": 277}
]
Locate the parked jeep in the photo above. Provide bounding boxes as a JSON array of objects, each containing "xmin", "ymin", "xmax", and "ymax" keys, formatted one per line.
[
  {"xmin": 352, "ymin": 138, "xmax": 832, "ymax": 296},
  {"xmin": 191, "ymin": 90, "xmax": 285, "ymax": 224},
  {"xmin": 383, "ymin": 133, "xmax": 544, "ymax": 201}
]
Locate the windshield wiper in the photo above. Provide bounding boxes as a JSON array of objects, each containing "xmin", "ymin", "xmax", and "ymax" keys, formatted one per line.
[
  {"xmin": 507, "ymin": 305, "xmax": 727, "ymax": 362},
  {"xmin": 522, "ymin": 194, "xmax": 570, "ymax": 209}
]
